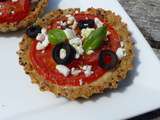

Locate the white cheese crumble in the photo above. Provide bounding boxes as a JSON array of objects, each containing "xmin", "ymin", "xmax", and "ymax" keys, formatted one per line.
[
  {"xmin": 66, "ymin": 15, "xmax": 77, "ymax": 29},
  {"xmin": 71, "ymin": 68, "xmax": 81, "ymax": 76},
  {"xmin": 0, "ymin": 12, "xmax": 2, "ymax": 16},
  {"xmin": 0, "ymin": 5, "xmax": 3, "ymax": 9},
  {"xmin": 36, "ymin": 28, "xmax": 49, "ymax": 50},
  {"xmin": 59, "ymin": 21, "xmax": 67, "ymax": 27},
  {"xmin": 60, "ymin": 48, "xmax": 66, "ymax": 59},
  {"xmin": 36, "ymin": 36, "xmax": 49, "ymax": 50},
  {"xmin": 120, "ymin": 41, "xmax": 125, "ymax": 48},
  {"xmin": 12, "ymin": 0, "xmax": 18, "ymax": 2},
  {"xmin": 72, "ymin": 21, "xmax": 78, "ymax": 29},
  {"xmin": 36, "ymin": 33, "xmax": 45, "ymax": 42},
  {"xmin": 56, "ymin": 65, "xmax": 70, "ymax": 77},
  {"xmin": 116, "ymin": 48, "xmax": 126, "ymax": 59},
  {"xmin": 69, "ymin": 37, "xmax": 84, "ymax": 59},
  {"xmin": 82, "ymin": 65, "xmax": 94, "ymax": 77},
  {"xmin": 66, "ymin": 15, "xmax": 75, "ymax": 24},
  {"xmin": 94, "ymin": 17, "xmax": 103, "ymax": 28},
  {"xmin": 107, "ymin": 31, "xmax": 111, "ymax": 36},
  {"xmin": 41, "ymin": 28, "xmax": 47, "ymax": 34},
  {"xmin": 63, "ymin": 28, "xmax": 76, "ymax": 40},
  {"xmin": 79, "ymin": 79, "xmax": 83, "ymax": 86},
  {"xmin": 86, "ymin": 50, "xmax": 94, "ymax": 55},
  {"xmin": 81, "ymin": 28, "xmax": 95, "ymax": 40},
  {"xmin": 69, "ymin": 37, "xmax": 82, "ymax": 46},
  {"xmin": 75, "ymin": 10, "xmax": 79, "ymax": 14}
]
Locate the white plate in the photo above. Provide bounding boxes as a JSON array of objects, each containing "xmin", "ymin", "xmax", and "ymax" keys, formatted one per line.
[{"xmin": 0, "ymin": 0, "xmax": 160, "ymax": 120}]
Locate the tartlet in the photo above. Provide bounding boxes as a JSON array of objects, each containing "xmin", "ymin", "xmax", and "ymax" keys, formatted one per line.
[
  {"xmin": 0, "ymin": 0, "xmax": 48, "ymax": 32},
  {"xmin": 18, "ymin": 8, "xmax": 134, "ymax": 100}
]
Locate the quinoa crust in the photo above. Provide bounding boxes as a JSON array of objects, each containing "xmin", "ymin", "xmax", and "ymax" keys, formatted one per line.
[
  {"xmin": 0, "ymin": 0, "xmax": 48, "ymax": 32},
  {"xmin": 18, "ymin": 8, "xmax": 134, "ymax": 100}
]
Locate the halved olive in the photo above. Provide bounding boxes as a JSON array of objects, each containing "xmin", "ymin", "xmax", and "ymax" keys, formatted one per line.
[
  {"xmin": 26, "ymin": 25, "xmax": 41, "ymax": 38},
  {"xmin": 52, "ymin": 43, "xmax": 76, "ymax": 65},
  {"xmin": 99, "ymin": 50, "xmax": 118, "ymax": 70},
  {"xmin": 78, "ymin": 19, "xmax": 95, "ymax": 29}
]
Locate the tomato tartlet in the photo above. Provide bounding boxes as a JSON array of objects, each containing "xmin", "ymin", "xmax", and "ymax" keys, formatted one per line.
[
  {"xmin": 0, "ymin": 0, "xmax": 48, "ymax": 32},
  {"xmin": 18, "ymin": 8, "xmax": 134, "ymax": 100}
]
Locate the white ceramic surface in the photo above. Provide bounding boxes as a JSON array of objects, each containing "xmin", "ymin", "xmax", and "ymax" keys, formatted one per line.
[{"xmin": 0, "ymin": 0, "xmax": 160, "ymax": 120}]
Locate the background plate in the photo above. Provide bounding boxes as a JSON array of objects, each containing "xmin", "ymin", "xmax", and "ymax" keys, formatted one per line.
[{"xmin": 0, "ymin": 0, "xmax": 160, "ymax": 120}]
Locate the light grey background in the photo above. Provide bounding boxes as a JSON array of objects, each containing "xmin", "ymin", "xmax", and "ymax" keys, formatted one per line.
[{"xmin": 119, "ymin": 0, "xmax": 160, "ymax": 60}]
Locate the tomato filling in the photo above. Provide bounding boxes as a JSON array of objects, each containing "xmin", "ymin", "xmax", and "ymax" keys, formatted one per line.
[
  {"xmin": 29, "ymin": 14, "xmax": 120, "ymax": 86},
  {"xmin": 104, "ymin": 56, "xmax": 112, "ymax": 64},
  {"xmin": 0, "ymin": 0, "xmax": 30, "ymax": 23}
]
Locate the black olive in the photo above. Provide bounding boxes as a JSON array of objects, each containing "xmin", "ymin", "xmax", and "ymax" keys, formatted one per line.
[
  {"xmin": 52, "ymin": 43, "xmax": 76, "ymax": 65},
  {"xmin": 78, "ymin": 19, "xmax": 95, "ymax": 29},
  {"xmin": 99, "ymin": 50, "xmax": 118, "ymax": 70},
  {"xmin": 26, "ymin": 25, "xmax": 41, "ymax": 38}
]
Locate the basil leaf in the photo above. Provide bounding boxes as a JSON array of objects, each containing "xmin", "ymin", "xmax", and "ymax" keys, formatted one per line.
[
  {"xmin": 83, "ymin": 26, "xmax": 107, "ymax": 53},
  {"xmin": 48, "ymin": 29, "xmax": 67, "ymax": 44}
]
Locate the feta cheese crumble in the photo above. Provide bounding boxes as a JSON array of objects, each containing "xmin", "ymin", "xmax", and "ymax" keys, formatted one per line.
[
  {"xmin": 59, "ymin": 21, "xmax": 67, "ymax": 27},
  {"xmin": 63, "ymin": 28, "xmax": 76, "ymax": 40},
  {"xmin": 120, "ymin": 41, "xmax": 125, "ymax": 48},
  {"xmin": 12, "ymin": 0, "xmax": 18, "ymax": 2},
  {"xmin": 75, "ymin": 10, "xmax": 79, "ymax": 14},
  {"xmin": 36, "ymin": 34, "xmax": 45, "ymax": 42},
  {"xmin": 66, "ymin": 15, "xmax": 77, "ymax": 29},
  {"xmin": 81, "ymin": 28, "xmax": 95, "ymax": 40},
  {"xmin": 107, "ymin": 31, "xmax": 111, "ymax": 36},
  {"xmin": 66, "ymin": 15, "xmax": 75, "ymax": 24},
  {"xmin": 69, "ymin": 37, "xmax": 84, "ymax": 59},
  {"xmin": 82, "ymin": 65, "xmax": 94, "ymax": 77},
  {"xmin": 71, "ymin": 68, "xmax": 81, "ymax": 76},
  {"xmin": 0, "ymin": 5, "xmax": 3, "ymax": 9},
  {"xmin": 79, "ymin": 79, "xmax": 83, "ymax": 86},
  {"xmin": 36, "ymin": 28, "xmax": 47, "ymax": 41},
  {"xmin": 56, "ymin": 65, "xmax": 70, "ymax": 77},
  {"xmin": 116, "ymin": 48, "xmax": 126, "ymax": 59},
  {"xmin": 36, "ymin": 28, "xmax": 49, "ymax": 50},
  {"xmin": 86, "ymin": 50, "xmax": 94, "ymax": 55},
  {"xmin": 94, "ymin": 17, "xmax": 103, "ymax": 28},
  {"xmin": 36, "ymin": 36, "xmax": 49, "ymax": 50}
]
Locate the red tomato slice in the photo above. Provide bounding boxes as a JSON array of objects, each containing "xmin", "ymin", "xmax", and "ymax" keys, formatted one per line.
[
  {"xmin": 0, "ymin": 0, "xmax": 30, "ymax": 23},
  {"xmin": 29, "ymin": 14, "xmax": 120, "ymax": 86}
]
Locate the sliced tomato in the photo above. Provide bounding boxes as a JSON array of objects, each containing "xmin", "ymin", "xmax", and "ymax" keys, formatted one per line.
[
  {"xmin": 29, "ymin": 14, "xmax": 121, "ymax": 86},
  {"xmin": 0, "ymin": 0, "xmax": 30, "ymax": 23}
]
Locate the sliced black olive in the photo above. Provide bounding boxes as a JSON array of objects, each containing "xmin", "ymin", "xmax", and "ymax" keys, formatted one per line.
[
  {"xmin": 26, "ymin": 25, "xmax": 41, "ymax": 38},
  {"xmin": 99, "ymin": 50, "xmax": 118, "ymax": 70},
  {"xmin": 52, "ymin": 43, "xmax": 76, "ymax": 65},
  {"xmin": 78, "ymin": 19, "xmax": 95, "ymax": 29}
]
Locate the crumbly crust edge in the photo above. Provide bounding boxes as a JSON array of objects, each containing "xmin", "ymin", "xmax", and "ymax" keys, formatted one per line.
[
  {"xmin": 0, "ymin": 0, "xmax": 48, "ymax": 32},
  {"xmin": 18, "ymin": 8, "xmax": 134, "ymax": 100}
]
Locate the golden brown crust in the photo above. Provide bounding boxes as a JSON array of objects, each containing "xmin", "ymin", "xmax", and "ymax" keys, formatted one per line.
[
  {"xmin": 0, "ymin": 0, "xmax": 48, "ymax": 32},
  {"xmin": 18, "ymin": 8, "xmax": 134, "ymax": 100}
]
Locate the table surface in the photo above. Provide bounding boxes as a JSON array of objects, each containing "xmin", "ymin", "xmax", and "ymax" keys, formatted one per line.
[{"xmin": 118, "ymin": 0, "xmax": 160, "ymax": 119}]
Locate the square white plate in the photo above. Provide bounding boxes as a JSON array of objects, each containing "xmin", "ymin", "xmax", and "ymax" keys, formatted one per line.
[{"xmin": 0, "ymin": 0, "xmax": 160, "ymax": 120}]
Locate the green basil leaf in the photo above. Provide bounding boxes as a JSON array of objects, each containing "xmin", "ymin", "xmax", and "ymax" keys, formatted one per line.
[
  {"xmin": 48, "ymin": 29, "xmax": 67, "ymax": 44},
  {"xmin": 83, "ymin": 26, "xmax": 107, "ymax": 53}
]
